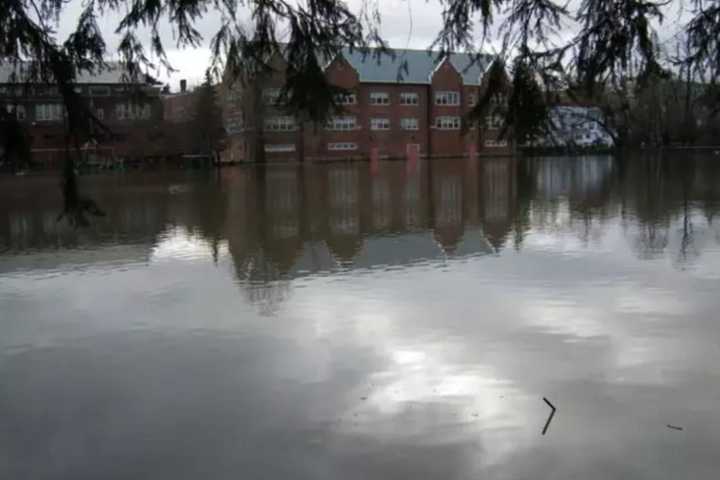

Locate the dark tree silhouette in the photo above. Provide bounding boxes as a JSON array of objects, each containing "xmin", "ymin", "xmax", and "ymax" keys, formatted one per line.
[{"xmin": 192, "ymin": 70, "xmax": 225, "ymax": 157}]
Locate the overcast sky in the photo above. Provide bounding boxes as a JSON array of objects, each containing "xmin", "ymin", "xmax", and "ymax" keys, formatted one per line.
[{"xmin": 54, "ymin": 0, "xmax": 690, "ymax": 90}]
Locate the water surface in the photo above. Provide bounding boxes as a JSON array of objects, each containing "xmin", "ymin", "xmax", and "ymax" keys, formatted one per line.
[{"xmin": 2, "ymin": 155, "xmax": 720, "ymax": 479}]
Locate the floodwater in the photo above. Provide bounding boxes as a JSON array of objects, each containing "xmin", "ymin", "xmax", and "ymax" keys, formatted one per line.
[{"xmin": 2, "ymin": 154, "xmax": 720, "ymax": 479}]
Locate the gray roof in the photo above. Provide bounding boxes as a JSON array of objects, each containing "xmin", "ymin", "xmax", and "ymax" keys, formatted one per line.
[
  {"xmin": 338, "ymin": 48, "xmax": 492, "ymax": 86},
  {"xmin": 0, "ymin": 62, "xmax": 152, "ymax": 85}
]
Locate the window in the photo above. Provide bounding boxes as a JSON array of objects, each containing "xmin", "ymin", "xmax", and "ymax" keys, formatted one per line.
[
  {"xmin": 434, "ymin": 116, "xmax": 461, "ymax": 130},
  {"xmin": 74, "ymin": 86, "xmax": 83, "ymax": 94},
  {"xmin": 435, "ymin": 91, "xmax": 460, "ymax": 106},
  {"xmin": 95, "ymin": 108, "xmax": 104, "ymax": 120},
  {"xmin": 334, "ymin": 93, "xmax": 357, "ymax": 105},
  {"xmin": 264, "ymin": 116, "xmax": 297, "ymax": 132},
  {"xmin": 89, "ymin": 86, "xmax": 111, "ymax": 96},
  {"xmin": 262, "ymin": 88, "xmax": 281, "ymax": 105},
  {"xmin": 326, "ymin": 116, "xmax": 357, "ymax": 131},
  {"xmin": 369, "ymin": 92, "xmax": 390, "ymax": 105},
  {"xmin": 485, "ymin": 115, "xmax": 503, "ymax": 130},
  {"xmin": 484, "ymin": 139, "xmax": 508, "ymax": 148},
  {"xmin": 264, "ymin": 144, "xmax": 296, "ymax": 153},
  {"xmin": 115, "ymin": 103, "xmax": 151, "ymax": 120},
  {"xmin": 371, "ymin": 118, "xmax": 390, "ymax": 130},
  {"xmin": 4, "ymin": 104, "xmax": 25, "ymax": 121},
  {"xmin": 34, "ymin": 86, "xmax": 59, "ymax": 96},
  {"xmin": 328, "ymin": 143, "xmax": 358, "ymax": 151},
  {"xmin": 400, "ymin": 92, "xmax": 419, "ymax": 105},
  {"xmin": 468, "ymin": 93, "xmax": 477, "ymax": 106},
  {"xmin": 493, "ymin": 95, "xmax": 508, "ymax": 106},
  {"xmin": 35, "ymin": 104, "xmax": 63, "ymax": 121},
  {"xmin": 400, "ymin": 118, "xmax": 419, "ymax": 130}
]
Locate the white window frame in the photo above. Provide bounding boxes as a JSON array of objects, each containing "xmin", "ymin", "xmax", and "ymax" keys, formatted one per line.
[
  {"xmin": 115, "ymin": 103, "xmax": 150, "ymax": 121},
  {"xmin": 484, "ymin": 139, "xmax": 508, "ymax": 148},
  {"xmin": 435, "ymin": 91, "xmax": 460, "ymax": 106},
  {"xmin": 264, "ymin": 115, "xmax": 297, "ymax": 132},
  {"xmin": 370, "ymin": 118, "xmax": 390, "ymax": 130},
  {"xmin": 468, "ymin": 93, "xmax": 477, "ymax": 106},
  {"xmin": 399, "ymin": 92, "xmax": 419, "ymax": 105},
  {"xmin": 369, "ymin": 92, "xmax": 390, "ymax": 106},
  {"xmin": 264, "ymin": 144, "xmax": 296, "ymax": 153},
  {"xmin": 434, "ymin": 116, "xmax": 461, "ymax": 130},
  {"xmin": 485, "ymin": 115, "xmax": 503, "ymax": 130},
  {"xmin": 400, "ymin": 118, "xmax": 419, "ymax": 130},
  {"xmin": 35, "ymin": 103, "xmax": 63, "ymax": 122},
  {"xmin": 326, "ymin": 116, "xmax": 357, "ymax": 131},
  {"xmin": 334, "ymin": 93, "xmax": 357, "ymax": 105},
  {"xmin": 262, "ymin": 88, "xmax": 282, "ymax": 105},
  {"xmin": 328, "ymin": 142, "xmax": 358, "ymax": 151}
]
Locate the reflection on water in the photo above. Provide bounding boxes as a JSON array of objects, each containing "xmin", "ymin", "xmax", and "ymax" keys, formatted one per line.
[{"xmin": 2, "ymin": 154, "xmax": 720, "ymax": 478}]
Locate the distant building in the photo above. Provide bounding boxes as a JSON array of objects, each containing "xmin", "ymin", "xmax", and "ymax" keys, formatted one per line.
[
  {"xmin": 160, "ymin": 79, "xmax": 198, "ymax": 157},
  {"xmin": 0, "ymin": 63, "xmax": 163, "ymax": 167},
  {"xmin": 220, "ymin": 47, "xmax": 514, "ymax": 163},
  {"xmin": 161, "ymin": 79, "xmax": 195, "ymax": 123}
]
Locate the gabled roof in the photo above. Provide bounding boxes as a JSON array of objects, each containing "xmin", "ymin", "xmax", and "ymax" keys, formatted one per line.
[
  {"xmin": 337, "ymin": 48, "xmax": 493, "ymax": 86},
  {"xmin": 0, "ymin": 61, "xmax": 156, "ymax": 85}
]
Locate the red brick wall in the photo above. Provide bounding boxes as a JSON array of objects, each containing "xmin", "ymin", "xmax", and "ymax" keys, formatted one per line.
[
  {"xmin": 429, "ymin": 58, "xmax": 467, "ymax": 157},
  {"xmin": 222, "ymin": 53, "xmax": 514, "ymax": 162}
]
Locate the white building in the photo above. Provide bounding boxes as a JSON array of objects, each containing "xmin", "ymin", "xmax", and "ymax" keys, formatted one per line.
[{"xmin": 534, "ymin": 106, "xmax": 615, "ymax": 148}]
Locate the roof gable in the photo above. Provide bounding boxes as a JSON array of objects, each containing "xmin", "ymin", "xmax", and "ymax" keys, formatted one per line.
[
  {"xmin": 338, "ymin": 48, "xmax": 491, "ymax": 85},
  {"xmin": 0, "ymin": 62, "xmax": 154, "ymax": 85}
]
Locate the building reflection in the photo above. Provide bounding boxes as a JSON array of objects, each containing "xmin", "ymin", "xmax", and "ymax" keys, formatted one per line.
[{"xmin": 4, "ymin": 154, "xmax": 720, "ymax": 309}]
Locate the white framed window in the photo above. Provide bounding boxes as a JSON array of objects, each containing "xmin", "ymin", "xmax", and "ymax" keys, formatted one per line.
[
  {"xmin": 369, "ymin": 92, "xmax": 390, "ymax": 105},
  {"xmin": 400, "ymin": 92, "xmax": 419, "ymax": 105},
  {"xmin": 334, "ymin": 93, "xmax": 357, "ymax": 105},
  {"xmin": 468, "ymin": 93, "xmax": 477, "ymax": 106},
  {"xmin": 264, "ymin": 115, "xmax": 297, "ymax": 132},
  {"xmin": 485, "ymin": 115, "xmax": 503, "ymax": 130},
  {"xmin": 326, "ymin": 116, "xmax": 357, "ymax": 131},
  {"xmin": 262, "ymin": 88, "xmax": 281, "ymax": 105},
  {"xmin": 434, "ymin": 116, "xmax": 461, "ymax": 130},
  {"xmin": 328, "ymin": 142, "xmax": 358, "ymax": 151},
  {"xmin": 484, "ymin": 139, "xmax": 508, "ymax": 148},
  {"xmin": 264, "ymin": 144, "xmax": 296, "ymax": 153},
  {"xmin": 400, "ymin": 118, "xmax": 419, "ymax": 130},
  {"xmin": 89, "ymin": 86, "xmax": 111, "ymax": 96},
  {"xmin": 435, "ymin": 91, "xmax": 460, "ymax": 106},
  {"xmin": 115, "ymin": 103, "xmax": 151, "ymax": 120},
  {"xmin": 370, "ymin": 118, "xmax": 390, "ymax": 130},
  {"xmin": 35, "ymin": 103, "xmax": 63, "ymax": 121}
]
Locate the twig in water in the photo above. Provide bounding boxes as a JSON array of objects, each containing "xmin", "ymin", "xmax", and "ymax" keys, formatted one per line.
[
  {"xmin": 542, "ymin": 397, "xmax": 557, "ymax": 435},
  {"xmin": 667, "ymin": 424, "xmax": 684, "ymax": 431}
]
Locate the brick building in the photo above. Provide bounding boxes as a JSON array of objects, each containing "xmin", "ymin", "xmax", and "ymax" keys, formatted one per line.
[
  {"xmin": 221, "ymin": 48, "xmax": 513, "ymax": 163},
  {"xmin": 0, "ymin": 63, "xmax": 163, "ymax": 168}
]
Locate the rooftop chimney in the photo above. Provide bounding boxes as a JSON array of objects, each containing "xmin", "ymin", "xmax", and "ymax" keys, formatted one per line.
[{"xmin": 180, "ymin": 79, "xmax": 187, "ymax": 93}]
